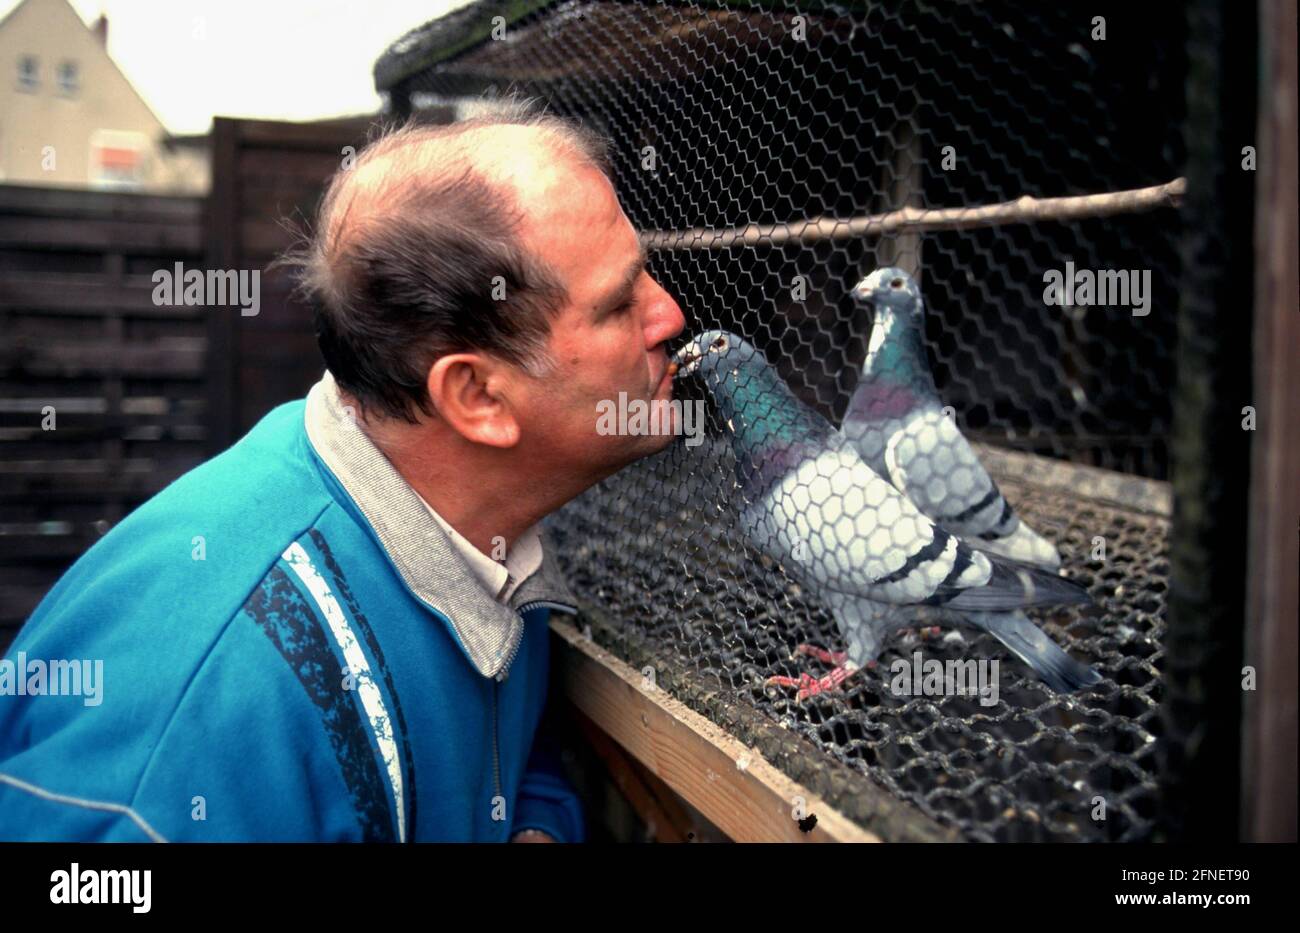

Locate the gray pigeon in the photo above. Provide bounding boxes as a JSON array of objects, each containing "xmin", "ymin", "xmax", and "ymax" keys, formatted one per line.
[
  {"xmin": 840, "ymin": 270, "xmax": 1101, "ymax": 692},
  {"xmin": 672, "ymin": 330, "xmax": 1098, "ymax": 697},
  {"xmin": 842, "ymin": 267, "xmax": 1062, "ymax": 570}
]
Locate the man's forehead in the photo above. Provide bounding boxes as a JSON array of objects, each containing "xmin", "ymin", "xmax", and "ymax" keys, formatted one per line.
[
  {"xmin": 514, "ymin": 160, "xmax": 619, "ymax": 225},
  {"xmin": 517, "ymin": 170, "xmax": 637, "ymax": 287},
  {"xmin": 335, "ymin": 126, "xmax": 636, "ymax": 301},
  {"xmin": 334, "ymin": 126, "xmax": 583, "ymax": 230}
]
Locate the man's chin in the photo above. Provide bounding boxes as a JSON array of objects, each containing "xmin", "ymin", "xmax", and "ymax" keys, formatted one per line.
[
  {"xmin": 609, "ymin": 428, "xmax": 678, "ymax": 472},
  {"xmin": 642, "ymin": 428, "xmax": 679, "ymax": 455},
  {"xmin": 586, "ymin": 385, "xmax": 686, "ymax": 471},
  {"xmin": 611, "ymin": 427, "xmax": 676, "ymax": 465}
]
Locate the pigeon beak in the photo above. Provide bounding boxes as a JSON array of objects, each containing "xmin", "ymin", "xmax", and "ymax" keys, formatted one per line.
[
  {"xmin": 671, "ymin": 343, "xmax": 703, "ymax": 376},
  {"xmin": 851, "ymin": 279, "xmax": 875, "ymax": 303}
]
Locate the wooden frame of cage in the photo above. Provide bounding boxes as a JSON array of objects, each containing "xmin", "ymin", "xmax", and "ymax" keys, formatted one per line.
[
  {"xmin": 551, "ymin": 619, "xmax": 879, "ymax": 842},
  {"xmin": 1241, "ymin": 0, "xmax": 1298, "ymax": 843}
]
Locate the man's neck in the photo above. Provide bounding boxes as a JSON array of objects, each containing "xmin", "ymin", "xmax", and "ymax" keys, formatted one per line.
[
  {"xmin": 385, "ymin": 444, "xmax": 529, "ymax": 557},
  {"xmin": 354, "ymin": 408, "xmax": 569, "ymax": 558}
]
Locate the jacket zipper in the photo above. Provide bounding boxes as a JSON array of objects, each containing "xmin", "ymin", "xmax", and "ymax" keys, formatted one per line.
[
  {"xmin": 490, "ymin": 608, "xmax": 529, "ymax": 819},
  {"xmin": 497, "ymin": 600, "xmax": 576, "ymax": 681},
  {"xmin": 491, "ymin": 601, "xmax": 577, "ymax": 836},
  {"xmin": 491, "ymin": 679, "xmax": 502, "ymax": 806}
]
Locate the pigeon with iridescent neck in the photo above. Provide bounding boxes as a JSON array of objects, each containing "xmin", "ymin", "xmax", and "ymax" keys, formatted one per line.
[
  {"xmin": 843, "ymin": 268, "xmax": 1062, "ymax": 570},
  {"xmin": 672, "ymin": 330, "xmax": 1097, "ymax": 696}
]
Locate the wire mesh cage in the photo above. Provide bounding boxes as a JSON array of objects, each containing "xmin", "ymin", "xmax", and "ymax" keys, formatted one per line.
[{"xmin": 376, "ymin": 0, "xmax": 1268, "ymax": 841}]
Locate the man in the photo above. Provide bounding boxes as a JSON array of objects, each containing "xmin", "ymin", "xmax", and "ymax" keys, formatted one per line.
[{"xmin": 0, "ymin": 99, "xmax": 686, "ymax": 841}]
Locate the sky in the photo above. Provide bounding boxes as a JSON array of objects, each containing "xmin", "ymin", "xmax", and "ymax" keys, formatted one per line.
[{"xmin": 1, "ymin": 0, "xmax": 476, "ymax": 134}]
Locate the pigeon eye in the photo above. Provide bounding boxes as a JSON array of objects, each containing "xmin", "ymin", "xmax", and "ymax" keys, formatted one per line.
[
  {"xmin": 712, "ymin": 336, "xmax": 728, "ymax": 350},
  {"xmin": 890, "ymin": 278, "xmax": 904, "ymax": 289}
]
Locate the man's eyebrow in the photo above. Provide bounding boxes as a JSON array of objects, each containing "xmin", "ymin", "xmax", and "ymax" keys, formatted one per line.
[{"xmin": 599, "ymin": 242, "xmax": 649, "ymax": 313}]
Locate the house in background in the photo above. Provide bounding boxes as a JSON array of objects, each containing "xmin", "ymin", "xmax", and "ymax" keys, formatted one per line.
[{"xmin": 0, "ymin": 0, "xmax": 207, "ymax": 193}]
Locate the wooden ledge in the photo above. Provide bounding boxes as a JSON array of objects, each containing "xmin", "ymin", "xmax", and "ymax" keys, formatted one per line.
[{"xmin": 551, "ymin": 618, "xmax": 879, "ymax": 843}]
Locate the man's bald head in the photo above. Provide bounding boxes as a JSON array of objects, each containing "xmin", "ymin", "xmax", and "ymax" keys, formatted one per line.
[
  {"xmin": 322, "ymin": 119, "xmax": 609, "ymax": 268},
  {"xmin": 285, "ymin": 98, "xmax": 614, "ymax": 423}
]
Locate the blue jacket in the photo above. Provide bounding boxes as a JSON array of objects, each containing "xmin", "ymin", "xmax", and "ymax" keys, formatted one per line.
[{"xmin": 0, "ymin": 373, "xmax": 585, "ymax": 842}]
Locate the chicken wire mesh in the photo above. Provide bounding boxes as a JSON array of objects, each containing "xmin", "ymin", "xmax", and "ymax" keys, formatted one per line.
[{"xmin": 376, "ymin": 1, "xmax": 1225, "ymax": 842}]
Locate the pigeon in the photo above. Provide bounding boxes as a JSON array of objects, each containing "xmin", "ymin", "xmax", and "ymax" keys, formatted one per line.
[
  {"xmin": 837, "ymin": 269, "xmax": 1100, "ymax": 692},
  {"xmin": 842, "ymin": 267, "xmax": 1062, "ymax": 570},
  {"xmin": 672, "ymin": 330, "xmax": 1098, "ymax": 696}
]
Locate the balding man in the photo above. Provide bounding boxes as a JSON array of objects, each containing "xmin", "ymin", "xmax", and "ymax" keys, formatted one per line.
[{"xmin": 0, "ymin": 100, "xmax": 686, "ymax": 842}]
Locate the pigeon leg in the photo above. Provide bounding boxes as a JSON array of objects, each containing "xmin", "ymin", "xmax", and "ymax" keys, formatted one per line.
[
  {"xmin": 792, "ymin": 643, "xmax": 848, "ymax": 666},
  {"xmin": 765, "ymin": 659, "xmax": 862, "ymax": 700}
]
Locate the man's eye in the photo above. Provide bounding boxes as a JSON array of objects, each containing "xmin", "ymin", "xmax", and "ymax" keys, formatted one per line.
[{"xmin": 611, "ymin": 299, "xmax": 635, "ymax": 316}]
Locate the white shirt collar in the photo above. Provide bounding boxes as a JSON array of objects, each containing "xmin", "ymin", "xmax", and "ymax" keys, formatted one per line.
[{"xmin": 413, "ymin": 492, "xmax": 544, "ymax": 605}]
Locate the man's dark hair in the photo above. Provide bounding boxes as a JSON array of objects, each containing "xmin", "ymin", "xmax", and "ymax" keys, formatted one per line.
[{"xmin": 278, "ymin": 96, "xmax": 614, "ymax": 423}]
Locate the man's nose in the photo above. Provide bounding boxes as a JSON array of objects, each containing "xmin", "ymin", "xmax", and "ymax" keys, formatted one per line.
[{"xmin": 645, "ymin": 278, "xmax": 686, "ymax": 346}]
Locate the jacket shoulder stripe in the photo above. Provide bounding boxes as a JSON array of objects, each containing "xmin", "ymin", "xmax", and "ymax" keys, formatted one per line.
[
  {"xmin": 243, "ymin": 563, "xmax": 395, "ymax": 842},
  {"xmin": 281, "ymin": 541, "xmax": 406, "ymax": 843},
  {"xmin": 307, "ymin": 528, "xmax": 418, "ymax": 840}
]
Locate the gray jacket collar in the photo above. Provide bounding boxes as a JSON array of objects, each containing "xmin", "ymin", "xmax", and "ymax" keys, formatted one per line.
[{"xmin": 303, "ymin": 371, "xmax": 577, "ymax": 679}]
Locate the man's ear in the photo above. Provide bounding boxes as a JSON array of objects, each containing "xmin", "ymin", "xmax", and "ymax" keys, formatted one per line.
[{"xmin": 426, "ymin": 353, "xmax": 521, "ymax": 448}]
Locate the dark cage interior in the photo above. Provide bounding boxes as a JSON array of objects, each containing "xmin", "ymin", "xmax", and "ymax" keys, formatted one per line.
[{"xmin": 376, "ymin": 0, "xmax": 1258, "ymax": 841}]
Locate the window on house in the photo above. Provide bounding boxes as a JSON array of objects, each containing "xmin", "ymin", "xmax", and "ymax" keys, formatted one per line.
[
  {"xmin": 17, "ymin": 56, "xmax": 38, "ymax": 92},
  {"xmin": 90, "ymin": 130, "xmax": 148, "ymax": 190},
  {"xmin": 58, "ymin": 61, "xmax": 79, "ymax": 96}
]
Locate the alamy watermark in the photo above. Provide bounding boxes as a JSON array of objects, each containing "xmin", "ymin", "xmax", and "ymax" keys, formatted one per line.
[
  {"xmin": 596, "ymin": 392, "xmax": 706, "ymax": 447},
  {"xmin": 889, "ymin": 651, "xmax": 1000, "ymax": 707},
  {"xmin": 152, "ymin": 261, "xmax": 260, "ymax": 317},
  {"xmin": 50, "ymin": 863, "xmax": 150, "ymax": 913},
  {"xmin": 0, "ymin": 653, "xmax": 103, "ymax": 707},
  {"xmin": 1043, "ymin": 260, "xmax": 1151, "ymax": 316}
]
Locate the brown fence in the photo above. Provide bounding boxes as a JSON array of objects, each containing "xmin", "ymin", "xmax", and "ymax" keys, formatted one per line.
[
  {"xmin": 0, "ymin": 112, "xmax": 450, "ymax": 650},
  {"xmin": 0, "ymin": 185, "xmax": 206, "ymax": 641},
  {"xmin": 205, "ymin": 116, "xmax": 401, "ymax": 452}
]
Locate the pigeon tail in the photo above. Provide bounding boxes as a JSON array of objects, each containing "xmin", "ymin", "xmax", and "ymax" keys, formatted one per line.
[
  {"xmin": 962, "ymin": 611, "xmax": 1102, "ymax": 693},
  {"xmin": 939, "ymin": 558, "xmax": 1091, "ymax": 612}
]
